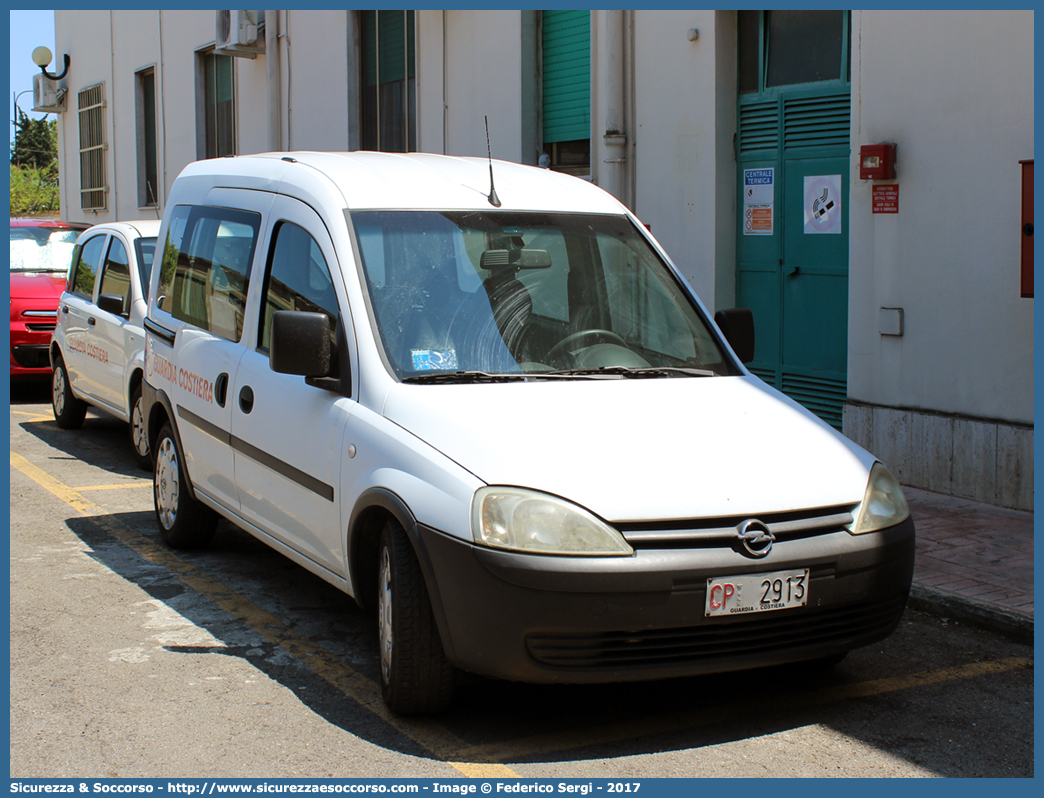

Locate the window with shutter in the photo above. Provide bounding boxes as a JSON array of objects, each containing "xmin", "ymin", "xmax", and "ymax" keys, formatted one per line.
[{"xmin": 542, "ymin": 10, "xmax": 590, "ymax": 175}]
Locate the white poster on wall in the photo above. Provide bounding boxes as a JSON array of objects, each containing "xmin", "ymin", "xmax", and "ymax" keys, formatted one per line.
[
  {"xmin": 742, "ymin": 168, "xmax": 774, "ymax": 236},
  {"xmin": 803, "ymin": 174, "xmax": 842, "ymax": 235}
]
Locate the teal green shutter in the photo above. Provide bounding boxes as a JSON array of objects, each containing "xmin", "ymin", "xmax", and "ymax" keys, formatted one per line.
[{"xmin": 542, "ymin": 10, "xmax": 590, "ymax": 143}]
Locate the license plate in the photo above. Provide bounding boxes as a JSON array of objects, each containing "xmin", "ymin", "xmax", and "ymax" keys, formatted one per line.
[{"xmin": 705, "ymin": 568, "xmax": 809, "ymax": 617}]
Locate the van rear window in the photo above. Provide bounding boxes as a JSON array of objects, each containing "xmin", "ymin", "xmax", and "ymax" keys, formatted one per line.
[{"xmin": 156, "ymin": 205, "xmax": 260, "ymax": 342}]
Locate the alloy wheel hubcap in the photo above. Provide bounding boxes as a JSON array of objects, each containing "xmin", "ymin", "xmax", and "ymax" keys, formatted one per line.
[
  {"xmin": 154, "ymin": 437, "xmax": 179, "ymax": 530},
  {"xmin": 53, "ymin": 368, "xmax": 65, "ymax": 415},
  {"xmin": 132, "ymin": 398, "xmax": 148, "ymax": 456}
]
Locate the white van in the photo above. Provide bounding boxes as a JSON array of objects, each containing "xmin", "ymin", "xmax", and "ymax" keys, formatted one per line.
[{"xmin": 141, "ymin": 152, "xmax": 914, "ymax": 715}]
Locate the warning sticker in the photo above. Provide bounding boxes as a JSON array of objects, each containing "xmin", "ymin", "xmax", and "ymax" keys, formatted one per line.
[
  {"xmin": 743, "ymin": 168, "xmax": 774, "ymax": 236},
  {"xmin": 873, "ymin": 184, "xmax": 899, "ymax": 214},
  {"xmin": 803, "ymin": 174, "xmax": 842, "ymax": 235}
]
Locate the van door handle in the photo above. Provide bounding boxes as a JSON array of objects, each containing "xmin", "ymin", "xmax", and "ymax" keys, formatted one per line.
[
  {"xmin": 215, "ymin": 373, "xmax": 229, "ymax": 407},
  {"xmin": 239, "ymin": 385, "xmax": 254, "ymax": 414},
  {"xmin": 87, "ymin": 317, "xmax": 96, "ymax": 326},
  {"xmin": 61, "ymin": 305, "xmax": 69, "ymax": 314}
]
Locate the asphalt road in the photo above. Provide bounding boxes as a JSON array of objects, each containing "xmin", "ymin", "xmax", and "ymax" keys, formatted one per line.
[{"xmin": 8, "ymin": 380, "xmax": 1034, "ymax": 779}]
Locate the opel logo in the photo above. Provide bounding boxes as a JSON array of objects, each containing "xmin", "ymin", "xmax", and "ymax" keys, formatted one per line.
[{"xmin": 736, "ymin": 519, "xmax": 774, "ymax": 558}]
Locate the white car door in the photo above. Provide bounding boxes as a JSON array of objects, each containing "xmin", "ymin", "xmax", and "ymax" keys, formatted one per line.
[
  {"xmin": 86, "ymin": 233, "xmax": 138, "ymax": 416},
  {"xmin": 59, "ymin": 232, "xmax": 108, "ymax": 396},
  {"xmin": 230, "ymin": 195, "xmax": 354, "ymax": 575},
  {"xmin": 147, "ymin": 190, "xmax": 273, "ymax": 515}
]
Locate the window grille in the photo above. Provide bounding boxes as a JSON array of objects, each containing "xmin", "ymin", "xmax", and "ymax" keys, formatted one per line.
[{"xmin": 78, "ymin": 83, "xmax": 107, "ymax": 211}]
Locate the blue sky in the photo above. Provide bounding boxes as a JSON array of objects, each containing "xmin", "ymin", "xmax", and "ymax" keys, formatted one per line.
[{"xmin": 9, "ymin": 8, "xmax": 56, "ymax": 137}]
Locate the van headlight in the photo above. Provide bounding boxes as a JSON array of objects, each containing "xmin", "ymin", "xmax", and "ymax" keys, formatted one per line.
[
  {"xmin": 471, "ymin": 487, "xmax": 634, "ymax": 556},
  {"xmin": 848, "ymin": 462, "xmax": 910, "ymax": 534}
]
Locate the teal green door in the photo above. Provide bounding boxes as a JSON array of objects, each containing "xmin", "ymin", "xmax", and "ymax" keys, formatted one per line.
[{"xmin": 736, "ymin": 11, "xmax": 851, "ymax": 428}]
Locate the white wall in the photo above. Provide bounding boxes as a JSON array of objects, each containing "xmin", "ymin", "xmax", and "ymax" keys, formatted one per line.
[
  {"xmin": 55, "ymin": 10, "xmax": 352, "ymax": 222},
  {"xmin": 54, "ymin": 10, "xmax": 116, "ymax": 222},
  {"xmin": 282, "ymin": 11, "xmax": 349, "ymax": 152},
  {"xmin": 440, "ymin": 10, "xmax": 523, "ymax": 161},
  {"xmin": 629, "ymin": 10, "xmax": 735, "ymax": 313},
  {"xmin": 848, "ymin": 9, "xmax": 1034, "ymax": 424},
  {"xmin": 416, "ymin": 11, "xmax": 446, "ymax": 155}
]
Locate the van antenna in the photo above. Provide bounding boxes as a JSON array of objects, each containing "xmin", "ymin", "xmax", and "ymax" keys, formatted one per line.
[{"xmin": 484, "ymin": 116, "xmax": 501, "ymax": 208}]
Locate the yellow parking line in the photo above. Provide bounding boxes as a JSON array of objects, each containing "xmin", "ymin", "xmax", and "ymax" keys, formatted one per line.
[
  {"xmin": 72, "ymin": 483, "xmax": 152, "ymax": 491},
  {"xmin": 10, "ymin": 449, "xmax": 518, "ymax": 778},
  {"xmin": 11, "ymin": 410, "xmax": 54, "ymax": 423}
]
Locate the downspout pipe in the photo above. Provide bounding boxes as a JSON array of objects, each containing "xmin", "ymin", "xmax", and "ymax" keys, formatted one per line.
[
  {"xmin": 624, "ymin": 10, "xmax": 636, "ymax": 211},
  {"xmin": 266, "ymin": 10, "xmax": 282, "ymax": 152}
]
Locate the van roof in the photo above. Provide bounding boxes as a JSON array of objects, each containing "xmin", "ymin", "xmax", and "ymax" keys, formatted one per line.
[{"xmin": 178, "ymin": 151, "xmax": 629, "ymax": 215}]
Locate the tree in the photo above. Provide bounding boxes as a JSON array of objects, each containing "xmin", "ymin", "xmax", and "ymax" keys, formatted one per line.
[
  {"xmin": 11, "ymin": 109, "xmax": 57, "ymax": 170},
  {"xmin": 10, "ymin": 164, "xmax": 60, "ymax": 215},
  {"xmin": 10, "ymin": 109, "xmax": 61, "ymax": 215}
]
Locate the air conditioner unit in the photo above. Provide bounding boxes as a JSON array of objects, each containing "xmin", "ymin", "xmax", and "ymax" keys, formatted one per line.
[
  {"xmin": 215, "ymin": 10, "xmax": 265, "ymax": 58},
  {"xmin": 32, "ymin": 73, "xmax": 66, "ymax": 113}
]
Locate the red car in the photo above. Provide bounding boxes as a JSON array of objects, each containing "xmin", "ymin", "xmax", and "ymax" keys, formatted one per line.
[{"xmin": 10, "ymin": 219, "xmax": 90, "ymax": 377}]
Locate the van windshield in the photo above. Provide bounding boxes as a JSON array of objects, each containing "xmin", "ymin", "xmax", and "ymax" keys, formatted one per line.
[{"xmin": 351, "ymin": 211, "xmax": 733, "ymax": 381}]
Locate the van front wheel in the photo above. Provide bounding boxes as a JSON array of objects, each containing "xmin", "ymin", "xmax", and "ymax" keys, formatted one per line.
[
  {"xmin": 378, "ymin": 520, "xmax": 454, "ymax": 715},
  {"xmin": 153, "ymin": 422, "xmax": 217, "ymax": 549}
]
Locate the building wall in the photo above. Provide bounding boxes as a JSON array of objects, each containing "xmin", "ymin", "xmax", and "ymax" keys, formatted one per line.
[
  {"xmin": 282, "ymin": 11, "xmax": 349, "ymax": 152},
  {"xmin": 438, "ymin": 10, "xmax": 524, "ymax": 162},
  {"xmin": 626, "ymin": 11, "xmax": 735, "ymax": 313},
  {"xmin": 54, "ymin": 10, "xmax": 351, "ymax": 222},
  {"xmin": 845, "ymin": 9, "xmax": 1034, "ymax": 509}
]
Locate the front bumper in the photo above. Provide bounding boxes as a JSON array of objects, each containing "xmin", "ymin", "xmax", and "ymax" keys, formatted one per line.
[
  {"xmin": 10, "ymin": 325, "xmax": 55, "ymax": 376},
  {"xmin": 414, "ymin": 516, "xmax": 915, "ymax": 684}
]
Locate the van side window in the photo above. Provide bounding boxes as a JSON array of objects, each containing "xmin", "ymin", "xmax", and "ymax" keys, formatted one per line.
[
  {"xmin": 259, "ymin": 222, "xmax": 341, "ymax": 362},
  {"xmin": 70, "ymin": 235, "xmax": 106, "ymax": 299},
  {"xmin": 98, "ymin": 238, "xmax": 131, "ymax": 308},
  {"xmin": 156, "ymin": 205, "xmax": 260, "ymax": 342}
]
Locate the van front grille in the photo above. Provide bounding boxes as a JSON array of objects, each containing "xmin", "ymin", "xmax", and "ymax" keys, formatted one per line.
[{"xmin": 614, "ymin": 504, "xmax": 857, "ymax": 550}]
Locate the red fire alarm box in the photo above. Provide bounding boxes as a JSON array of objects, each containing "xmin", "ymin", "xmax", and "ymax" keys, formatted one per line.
[
  {"xmin": 1020, "ymin": 159, "xmax": 1033, "ymax": 298},
  {"xmin": 860, "ymin": 143, "xmax": 897, "ymax": 181}
]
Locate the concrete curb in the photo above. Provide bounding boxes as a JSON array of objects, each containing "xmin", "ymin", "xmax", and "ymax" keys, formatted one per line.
[{"xmin": 908, "ymin": 584, "xmax": 1034, "ymax": 644}]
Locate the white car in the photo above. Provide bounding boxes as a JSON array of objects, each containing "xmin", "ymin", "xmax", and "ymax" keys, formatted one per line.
[
  {"xmin": 51, "ymin": 220, "xmax": 161, "ymax": 469},
  {"xmin": 141, "ymin": 153, "xmax": 914, "ymax": 715}
]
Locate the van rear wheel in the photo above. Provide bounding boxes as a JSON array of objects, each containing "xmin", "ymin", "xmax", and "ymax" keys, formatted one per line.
[
  {"xmin": 378, "ymin": 520, "xmax": 454, "ymax": 715},
  {"xmin": 153, "ymin": 421, "xmax": 217, "ymax": 549}
]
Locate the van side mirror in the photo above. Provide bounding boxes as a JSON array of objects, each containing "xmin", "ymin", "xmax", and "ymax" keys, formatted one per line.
[
  {"xmin": 714, "ymin": 308, "xmax": 756, "ymax": 364},
  {"xmin": 98, "ymin": 293, "xmax": 127, "ymax": 316},
  {"xmin": 270, "ymin": 311, "xmax": 332, "ymax": 378}
]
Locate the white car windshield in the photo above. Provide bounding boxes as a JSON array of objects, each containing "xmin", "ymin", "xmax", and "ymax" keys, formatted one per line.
[
  {"xmin": 9, "ymin": 227, "xmax": 80, "ymax": 273},
  {"xmin": 351, "ymin": 211, "xmax": 734, "ymax": 381}
]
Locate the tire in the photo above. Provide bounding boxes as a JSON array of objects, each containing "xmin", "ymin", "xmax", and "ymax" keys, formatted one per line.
[
  {"xmin": 129, "ymin": 384, "xmax": 152, "ymax": 470},
  {"xmin": 378, "ymin": 520, "xmax": 455, "ymax": 715},
  {"xmin": 153, "ymin": 421, "xmax": 218, "ymax": 549},
  {"xmin": 51, "ymin": 354, "xmax": 87, "ymax": 430}
]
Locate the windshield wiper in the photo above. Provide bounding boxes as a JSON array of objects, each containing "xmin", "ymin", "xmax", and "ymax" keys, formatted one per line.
[
  {"xmin": 402, "ymin": 370, "xmax": 531, "ymax": 384},
  {"xmin": 542, "ymin": 366, "xmax": 718, "ymax": 379}
]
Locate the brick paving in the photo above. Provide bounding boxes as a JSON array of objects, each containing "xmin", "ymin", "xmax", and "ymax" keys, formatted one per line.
[{"xmin": 905, "ymin": 486, "xmax": 1034, "ymax": 635}]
